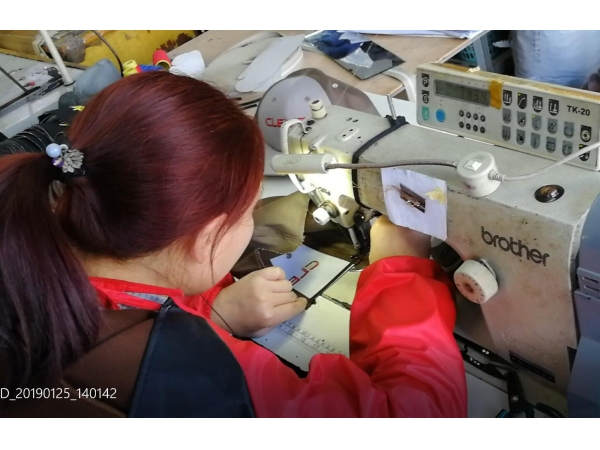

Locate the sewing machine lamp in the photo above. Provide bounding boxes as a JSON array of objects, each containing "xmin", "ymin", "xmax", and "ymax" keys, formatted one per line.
[{"xmin": 256, "ymin": 70, "xmax": 380, "ymax": 176}]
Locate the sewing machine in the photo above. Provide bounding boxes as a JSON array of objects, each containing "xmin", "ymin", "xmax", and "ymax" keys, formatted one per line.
[{"xmin": 268, "ymin": 63, "xmax": 600, "ymax": 417}]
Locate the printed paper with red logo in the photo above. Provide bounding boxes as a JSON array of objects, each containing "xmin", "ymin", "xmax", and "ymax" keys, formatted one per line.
[{"xmin": 269, "ymin": 245, "xmax": 351, "ymax": 300}]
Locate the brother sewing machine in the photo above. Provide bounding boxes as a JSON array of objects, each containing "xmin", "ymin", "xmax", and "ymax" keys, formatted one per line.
[{"xmin": 267, "ymin": 63, "xmax": 600, "ymax": 417}]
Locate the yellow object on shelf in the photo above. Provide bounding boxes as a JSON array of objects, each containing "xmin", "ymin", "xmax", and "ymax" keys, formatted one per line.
[
  {"xmin": 0, "ymin": 31, "xmax": 39, "ymax": 54},
  {"xmin": 122, "ymin": 60, "xmax": 138, "ymax": 71},
  {"xmin": 122, "ymin": 60, "xmax": 140, "ymax": 77},
  {"xmin": 76, "ymin": 31, "xmax": 196, "ymax": 68},
  {"xmin": 0, "ymin": 30, "xmax": 198, "ymax": 69}
]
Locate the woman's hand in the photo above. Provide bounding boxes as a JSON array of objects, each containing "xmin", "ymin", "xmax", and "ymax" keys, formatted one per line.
[
  {"xmin": 369, "ymin": 216, "xmax": 432, "ymax": 264},
  {"xmin": 211, "ymin": 267, "xmax": 308, "ymax": 338}
]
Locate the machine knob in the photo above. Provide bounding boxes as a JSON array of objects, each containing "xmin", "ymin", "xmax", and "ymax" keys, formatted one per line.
[
  {"xmin": 310, "ymin": 99, "xmax": 327, "ymax": 119},
  {"xmin": 312, "ymin": 207, "xmax": 332, "ymax": 225},
  {"xmin": 454, "ymin": 259, "xmax": 498, "ymax": 304}
]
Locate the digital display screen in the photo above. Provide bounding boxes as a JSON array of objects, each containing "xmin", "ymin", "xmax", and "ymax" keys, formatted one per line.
[{"xmin": 435, "ymin": 80, "xmax": 490, "ymax": 106}]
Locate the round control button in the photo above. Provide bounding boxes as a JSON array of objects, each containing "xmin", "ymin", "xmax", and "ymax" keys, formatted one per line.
[
  {"xmin": 535, "ymin": 185, "xmax": 564, "ymax": 203},
  {"xmin": 474, "ymin": 113, "xmax": 479, "ymax": 120},
  {"xmin": 481, "ymin": 115, "xmax": 486, "ymax": 122},
  {"xmin": 466, "ymin": 112, "xmax": 472, "ymax": 119},
  {"xmin": 459, "ymin": 122, "xmax": 464, "ymax": 128},
  {"xmin": 435, "ymin": 109, "xmax": 446, "ymax": 123},
  {"xmin": 466, "ymin": 123, "xmax": 471, "ymax": 130},
  {"xmin": 454, "ymin": 260, "xmax": 498, "ymax": 304},
  {"xmin": 582, "ymin": 129, "xmax": 591, "ymax": 142},
  {"xmin": 480, "ymin": 127, "xmax": 486, "ymax": 133},
  {"xmin": 473, "ymin": 125, "xmax": 479, "ymax": 132},
  {"xmin": 459, "ymin": 110, "xmax": 465, "ymax": 117}
]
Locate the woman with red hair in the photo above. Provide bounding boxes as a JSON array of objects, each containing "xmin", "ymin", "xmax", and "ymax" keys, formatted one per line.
[{"xmin": 0, "ymin": 71, "xmax": 466, "ymax": 418}]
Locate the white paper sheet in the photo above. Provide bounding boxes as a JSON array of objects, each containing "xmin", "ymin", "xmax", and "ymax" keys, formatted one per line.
[
  {"xmin": 253, "ymin": 246, "xmax": 353, "ymax": 371},
  {"xmin": 381, "ymin": 168, "xmax": 448, "ymax": 241},
  {"xmin": 253, "ymin": 295, "xmax": 350, "ymax": 371}
]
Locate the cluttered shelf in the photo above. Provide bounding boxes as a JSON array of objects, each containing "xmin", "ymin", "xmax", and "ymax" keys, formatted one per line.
[{"xmin": 168, "ymin": 30, "xmax": 490, "ymax": 97}]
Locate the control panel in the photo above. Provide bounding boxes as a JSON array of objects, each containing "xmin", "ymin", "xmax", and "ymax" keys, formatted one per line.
[{"xmin": 416, "ymin": 63, "xmax": 600, "ymax": 170}]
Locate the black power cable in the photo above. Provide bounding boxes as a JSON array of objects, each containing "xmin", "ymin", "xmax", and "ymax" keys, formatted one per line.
[{"xmin": 90, "ymin": 31, "xmax": 124, "ymax": 75}]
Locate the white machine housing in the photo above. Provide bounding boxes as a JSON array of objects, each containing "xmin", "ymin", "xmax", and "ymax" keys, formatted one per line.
[{"xmin": 284, "ymin": 98, "xmax": 600, "ymax": 396}]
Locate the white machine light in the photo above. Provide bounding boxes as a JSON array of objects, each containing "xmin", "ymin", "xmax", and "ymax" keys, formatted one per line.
[
  {"xmin": 457, "ymin": 151, "xmax": 501, "ymax": 197},
  {"xmin": 271, "ymin": 153, "xmax": 336, "ymax": 175}
]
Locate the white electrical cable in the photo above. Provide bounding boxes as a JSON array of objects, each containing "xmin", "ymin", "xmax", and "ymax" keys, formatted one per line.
[
  {"xmin": 489, "ymin": 141, "xmax": 600, "ymax": 182},
  {"xmin": 327, "ymin": 141, "xmax": 600, "ymax": 180},
  {"xmin": 326, "ymin": 160, "xmax": 458, "ymax": 170},
  {"xmin": 279, "ymin": 118, "xmax": 600, "ymax": 186},
  {"xmin": 39, "ymin": 30, "xmax": 74, "ymax": 86}
]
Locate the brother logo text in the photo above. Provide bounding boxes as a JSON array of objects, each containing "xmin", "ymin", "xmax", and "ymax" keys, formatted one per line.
[{"xmin": 481, "ymin": 226, "xmax": 550, "ymax": 266}]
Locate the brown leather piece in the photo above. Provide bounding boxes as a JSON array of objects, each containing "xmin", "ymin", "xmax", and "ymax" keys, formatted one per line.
[
  {"xmin": 251, "ymin": 191, "xmax": 310, "ymax": 253},
  {"xmin": 231, "ymin": 191, "xmax": 309, "ymax": 280},
  {"xmin": 232, "ymin": 192, "xmax": 367, "ymax": 279},
  {"xmin": 231, "ymin": 248, "xmax": 283, "ymax": 279}
]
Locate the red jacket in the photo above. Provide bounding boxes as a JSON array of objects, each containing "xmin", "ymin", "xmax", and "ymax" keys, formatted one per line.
[{"xmin": 91, "ymin": 256, "xmax": 467, "ymax": 417}]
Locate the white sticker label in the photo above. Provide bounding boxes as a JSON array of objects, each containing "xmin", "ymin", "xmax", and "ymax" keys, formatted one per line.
[{"xmin": 381, "ymin": 168, "xmax": 448, "ymax": 241}]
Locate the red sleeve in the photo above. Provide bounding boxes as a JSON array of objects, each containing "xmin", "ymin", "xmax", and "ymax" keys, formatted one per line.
[
  {"xmin": 184, "ymin": 273, "xmax": 235, "ymax": 319},
  {"xmin": 209, "ymin": 256, "xmax": 467, "ymax": 417}
]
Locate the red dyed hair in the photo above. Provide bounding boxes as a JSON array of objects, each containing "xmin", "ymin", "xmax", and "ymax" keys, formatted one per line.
[{"xmin": 0, "ymin": 71, "xmax": 264, "ymax": 391}]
